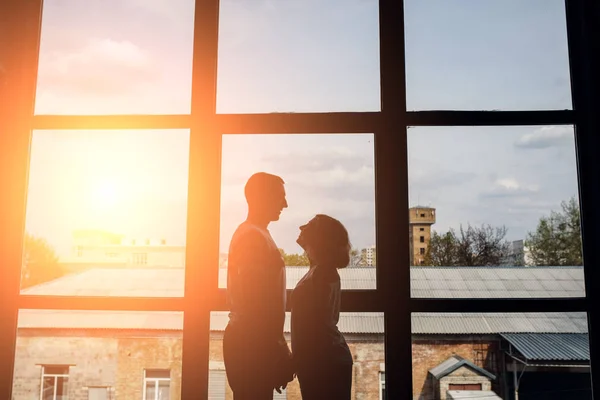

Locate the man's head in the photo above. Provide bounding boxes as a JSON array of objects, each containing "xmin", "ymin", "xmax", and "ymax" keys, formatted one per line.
[{"xmin": 245, "ymin": 172, "xmax": 287, "ymax": 222}]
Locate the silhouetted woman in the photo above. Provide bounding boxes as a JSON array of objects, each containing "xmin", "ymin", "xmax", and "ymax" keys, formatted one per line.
[{"xmin": 291, "ymin": 214, "xmax": 354, "ymax": 399}]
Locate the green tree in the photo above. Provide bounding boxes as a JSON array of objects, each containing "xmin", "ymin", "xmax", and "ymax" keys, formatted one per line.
[
  {"xmin": 279, "ymin": 248, "xmax": 310, "ymax": 266},
  {"xmin": 423, "ymin": 224, "xmax": 511, "ymax": 266},
  {"xmin": 525, "ymin": 197, "xmax": 582, "ymax": 266},
  {"xmin": 350, "ymin": 248, "xmax": 366, "ymax": 267},
  {"xmin": 21, "ymin": 233, "xmax": 64, "ymax": 288},
  {"xmin": 424, "ymin": 231, "xmax": 459, "ymax": 266}
]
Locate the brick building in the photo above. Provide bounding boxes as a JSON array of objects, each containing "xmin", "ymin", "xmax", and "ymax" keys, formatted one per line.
[{"xmin": 14, "ymin": 266, "xmax": 590, "ymax": 400}]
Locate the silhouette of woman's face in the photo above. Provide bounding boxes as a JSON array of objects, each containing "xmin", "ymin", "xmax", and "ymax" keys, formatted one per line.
[{"xmin": 296, "ymin": 217, "xmax": 319, "ymax": 262}]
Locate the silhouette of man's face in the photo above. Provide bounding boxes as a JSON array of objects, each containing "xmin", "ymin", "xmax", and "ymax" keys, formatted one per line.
[
  {"xmin": 269, "ymin": 182, "xmax": 287, "ymax": 221},
  {"xmin": 254, "ymin": 181, "xmax": 287, "ymax": 222}
]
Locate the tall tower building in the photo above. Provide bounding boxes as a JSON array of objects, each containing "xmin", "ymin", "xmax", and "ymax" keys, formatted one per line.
[{"xmin": 409, "ymin": 207, "xmax": 436, "ymax": 265}]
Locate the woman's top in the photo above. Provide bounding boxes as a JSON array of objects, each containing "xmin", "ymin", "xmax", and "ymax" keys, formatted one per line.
[{"xmin": 291, "ymin": 265, "xmax": 353, "ymax": 372}]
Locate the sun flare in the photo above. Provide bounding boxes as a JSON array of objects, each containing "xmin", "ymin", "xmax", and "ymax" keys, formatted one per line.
[{"xmin": 91, "ymin": 180, "xmax": 120, "ymax": 209}]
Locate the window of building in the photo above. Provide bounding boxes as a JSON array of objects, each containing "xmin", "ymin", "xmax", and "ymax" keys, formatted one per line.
[
  {"xmin": 420, "ymin": 228, "xmax": 424, "ymax": 231},
  {"xmin": 380, "ymin": 371, "xmax": 386, "ymax": 400},
  {"xmin": 420, "ymin": 248, "xmax": 425, "ymax": 255},
  {"xmin": 88, "ymin": 387, "xmax": 109, "ymax": 400},
  {"xmin": 420, "ymin": 236, "xmax": 425, "ymax": 243},
  {"xmin": 132, "ymin": 253, "xmax": 148, "ymax": 265},
  {"xmin": 420, "ymin": 213, "xmax": 425, "ymax": 217},
  {"xmin": 143, "ymin": 370, "xmax": 170, "ymax": 400},
  {"xmin": 208, "ymin": 364, "xmax": 226, "ymax": 400},
  {"xmin": 41, "ymin": 365, "xmax": 69, "ymax": 400}
]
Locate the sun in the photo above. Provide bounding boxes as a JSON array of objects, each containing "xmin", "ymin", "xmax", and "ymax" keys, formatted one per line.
[{"xmin": 91, "ymin": 180, "xmax": 119, "ymax": 208}]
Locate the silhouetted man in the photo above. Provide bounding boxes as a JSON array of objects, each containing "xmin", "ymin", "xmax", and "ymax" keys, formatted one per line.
[{"xmin": 223, "ymin": 172, "xmax": 294, "ymax": 399}]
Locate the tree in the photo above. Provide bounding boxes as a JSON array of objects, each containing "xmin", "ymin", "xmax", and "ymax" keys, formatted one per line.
[
  {"xmin": 350, "ymin": 248, "xmax": 366, "ymax": 268},
  {"xmin": 279, "ymin": 248, "xmax": 310, "ymax": 266},
  {"xmin": 424, "ymin": 231, "xmax": 459, "ymax": 266},
  {"xmin": 423, "ymin": 224, "xmax": 511, "ymax": 266},
  {"xmin": 21, "ymin": 233, "xmax": 64, "ymax": 288},
  {"xmin": 525, "ymin": 197, "xmax": 582, "ymax": 266}
]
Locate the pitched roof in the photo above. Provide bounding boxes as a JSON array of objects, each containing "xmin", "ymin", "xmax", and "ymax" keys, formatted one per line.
[
  {"xmin": 17, "ymin": 266, "xmax": 588, "ymax": 335},
  {"xmin": 429, "ymin": 355, "xmax": 496, "ymax": 380},
  {"xmin": 20, "ymin": 266, "xmax": 586, "ymax": 298},
  {"xmin": 17, "ymin": 310, "xmax": 588, "ymax": 335},
  {"xmin": 501, "ymin": 333, "xmax": 590, "ymax": 361}
]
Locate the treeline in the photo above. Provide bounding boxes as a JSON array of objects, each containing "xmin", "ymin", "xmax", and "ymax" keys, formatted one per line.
[{"xmin": 423, "ymin": 197, "xmax": 582, "ymax": 267}]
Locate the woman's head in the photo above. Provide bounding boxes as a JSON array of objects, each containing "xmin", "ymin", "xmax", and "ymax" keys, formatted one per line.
[{"xmin": 296, "ymin": 214, "xmax": 351, "ymax": 269}]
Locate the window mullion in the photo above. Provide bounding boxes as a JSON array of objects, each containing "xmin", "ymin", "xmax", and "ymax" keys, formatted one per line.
[
  {"xmin": 564, "ymin": 1, "xmax": 600, "ymax": 399},
  {"xmin": 0, "ymin": 1, "xmax": 42, "ymax": 398},
  {"xmin": 378, "ymin": 0, "xmax": 411, "ymax": 399},
  {"xmin": 180, "ymin": 0, "xmax": 220, "ymax": 399}
]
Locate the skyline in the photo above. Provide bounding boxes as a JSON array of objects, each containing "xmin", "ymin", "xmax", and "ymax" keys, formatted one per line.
[{"xmin": 24, "ymin": 0, "xmax": 579, "ymax": 257}]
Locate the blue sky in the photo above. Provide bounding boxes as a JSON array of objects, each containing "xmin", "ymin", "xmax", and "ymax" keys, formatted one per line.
[{"xmin": 26, "ymin": 0, "xmax": 578, "ymax": 257}]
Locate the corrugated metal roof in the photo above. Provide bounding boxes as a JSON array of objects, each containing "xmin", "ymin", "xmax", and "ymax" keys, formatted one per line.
[
  {"xmin": 17, "ymin": 266, "xmax": 589, "ymax": 334},
  {"xmin": 429, "ymin": 355, "xmax": 496, "ymax": 380},
  {"xmin": 501, "ymin": 333, "xmax": 590, "ymax": 361},
  {"xmin": 17, "ymin": 310, "xmax": 588, "ymax": 335},
  {"xmin": 20, "ymin": 266, "xmax": 585, "ymax": 298}
]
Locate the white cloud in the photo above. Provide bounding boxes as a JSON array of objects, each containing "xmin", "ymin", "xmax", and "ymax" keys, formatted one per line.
[
  {"xmin": 38, "ymin": 38, "xmax": 158, "ymax": 95},
  {"xmin": 514, "ymin": 126, "xmax": 573, "ymax": 149}
]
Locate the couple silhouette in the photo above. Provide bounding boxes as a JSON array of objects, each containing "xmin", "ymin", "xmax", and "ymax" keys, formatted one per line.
[{"xmin": 223, "ymin": 172, "xmax": 353, "ymax": 400}]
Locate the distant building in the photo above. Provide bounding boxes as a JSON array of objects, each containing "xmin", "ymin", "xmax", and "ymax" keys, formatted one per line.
[
  {"xmin": 409, "ymin": 206, "xmax": 436, "ymax": 265},
  {"xmin": 360, "ymin": 245, "xmax": 376, "ymax": 267},
  {"xmin": 14, "ymin": 266, "xmax": 591, "ymax": 400},
  {"xmin": 63, "ymin": 230, "xmax": 185, "ymax": 269}
]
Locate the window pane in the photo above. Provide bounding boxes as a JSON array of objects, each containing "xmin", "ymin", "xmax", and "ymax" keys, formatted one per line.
[
  {"xmin": 219, "ymin": 134, "xmax": 376, "ymax": 289},
  {"xmin": 217, "ymin": 0, "xmax": 381, "ymax": 113},
  {"xmin": 210, "ymin": 312, "xmax": 384, "ymax": 397},
  {"xmin": 20, "ymin": 130, "xmax": 189, "ymax": 297},
  {"xmin": 412, "ymin": 312, "xmax": 591, "ymax": 400},
  {"xmin": 13, "ymin": 310, "xmax": 183, "ymax": 399},
  {"xmin": 145, "ymin": 383, "xmax": 156, "ymax": 400},
  {"xmin": 404, "ymin": 0, "xmax": 572, "ymax": 111},
  {"xmin": 408, "ymin": 126, "xmax": 584, "ymax": 298},
  {"xmin": 88, "ymin": 387, "xmax": 109, "ymax": 400},
  {"xmin": 35, "ymin": 0, "xmax": 195, "ymax": 114},
  {"xmin": 42, "ymin": 377, "xmax": 56, "ymax": 400}
]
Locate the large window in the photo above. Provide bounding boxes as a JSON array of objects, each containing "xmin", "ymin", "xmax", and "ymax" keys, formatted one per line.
[
  {"xmin": 1, "ymin": 1, "xmax": 599, "ymax": 399},
  {"xmin": 41, "ymin": 366, "xmax": 69, "ymax": 400},
  {"xmin": 144, "ymin": 370, "xmax": 171, "ymax": 400}
]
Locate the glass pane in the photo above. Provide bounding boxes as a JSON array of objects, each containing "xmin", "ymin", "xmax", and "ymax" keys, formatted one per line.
[
  {"xmin": 56, "ymin": 377, "xmax": 69, "ymax": 400},
  {"xmin": 88, "ymin": 387, "xmax": 109, "ymax": 400},
  {"xmin": 217, "ymin": 0, "xmax": 381, "ymax": 113},
  {"xmin": 158, "ymin": 384, "xmax": 170, "ymax": 400},
  {"xmin": 13, "ymin": 310, "xmax": 183, "ymax": 399},
  {"xmin": 145, "ymin": 383, "xmax": 156, "ymax": 400},
  {"xmin": 35, "ymin": 0, "xmax": 195, "ymax": 114},
  {"xmin": 404, "ymin": 0, "xmax": 572, "ymax": 111},
  {"xmin": 20, "ymin": 130, "xmax": 189, "ymax": 296},
  {"xmin": 42, "ymin": 377, "xmax": 55, "ymax": 400},
  {"xmin": 219, "ymin": 134, "xmax": 376, "ymax": 289},
  {"xmin": 211, "ymin": 311, "xmax": 384, "ymax": 397},
  {"xmin": 411, "ymin": 312, "xmax": 591, "ymax": 400},
  {"xmin": 408, "ymin": 126, "xmax": 584, "ymax": 298}
]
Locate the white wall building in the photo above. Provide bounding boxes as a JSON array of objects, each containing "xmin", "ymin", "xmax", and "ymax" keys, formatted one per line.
[{"xmin": 63, "ymin": 230, "xmax": 185, "ymax": 268}]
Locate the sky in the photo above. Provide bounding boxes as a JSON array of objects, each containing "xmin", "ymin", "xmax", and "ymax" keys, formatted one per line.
[{"xmin": 25, "ymin": 0, "xmax": 578, "ymax": 257}]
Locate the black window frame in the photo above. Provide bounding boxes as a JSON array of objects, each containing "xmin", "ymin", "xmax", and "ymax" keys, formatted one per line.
[{"xmin": 1, "ymin": 1, "xmax": 600, "ymax": 399}]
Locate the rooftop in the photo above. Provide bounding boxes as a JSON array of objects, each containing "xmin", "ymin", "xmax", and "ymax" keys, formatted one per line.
[
  {"xmin": 20, "ymin": 266, "xmax": 586, "ymax": 298},
  {"xmin": 17, "ymin": 266, "xmax": 589, "ymax": 338}
]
